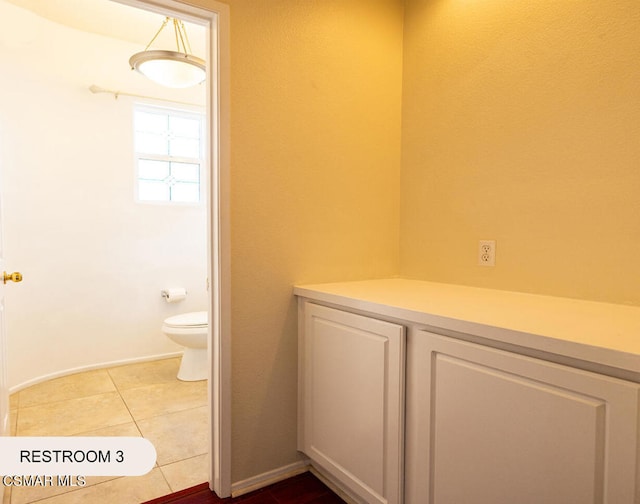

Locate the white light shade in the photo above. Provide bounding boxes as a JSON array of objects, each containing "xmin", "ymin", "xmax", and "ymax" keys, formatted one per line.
[{"xmin": 130, "ymin": 50, "xmax": 206, "ymax": 88}]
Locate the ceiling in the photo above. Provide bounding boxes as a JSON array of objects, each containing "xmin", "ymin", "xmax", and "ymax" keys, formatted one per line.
[{"xmin": 3, "ymin": 0, "xmax": 205, "ymax": 52}]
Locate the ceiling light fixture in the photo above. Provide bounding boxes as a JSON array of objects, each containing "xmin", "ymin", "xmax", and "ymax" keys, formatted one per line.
[{"xmin": 129, "ymin": 17, "xmax": 205, "ymax": 88}]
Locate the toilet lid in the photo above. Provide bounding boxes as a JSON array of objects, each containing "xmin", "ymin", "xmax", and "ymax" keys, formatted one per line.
[{"xmin": 164, "ymin": 311, "xmax": 208, "ymax": 328}]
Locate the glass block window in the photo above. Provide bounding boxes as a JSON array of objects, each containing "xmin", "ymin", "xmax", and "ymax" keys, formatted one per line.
[{"xmin": 134, "ymin": 105, "xmax": 204, "ymax": 204}]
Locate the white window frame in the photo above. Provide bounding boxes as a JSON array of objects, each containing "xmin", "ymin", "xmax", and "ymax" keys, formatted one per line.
[{"xmin": 133, "ymin": 103, "xmax": 206, "ymax": 205}]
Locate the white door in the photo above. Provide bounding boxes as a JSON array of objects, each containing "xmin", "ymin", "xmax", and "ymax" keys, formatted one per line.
[
  {"xmin": 0, "ymin": 176, "xmax": 21, "ymax": 503},
  {"xmin": 0, "ymin": 190, "xmax": 7, "ymax": 503}
]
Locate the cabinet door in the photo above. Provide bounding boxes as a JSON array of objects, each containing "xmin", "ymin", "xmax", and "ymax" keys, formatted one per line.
[
  {"xmin": 299, "ymin": 303, "xmax": 405, "ymax": 504},
  {"xmin": 405, "ymin": 331, "xmax": 640, "ymax": 504}
]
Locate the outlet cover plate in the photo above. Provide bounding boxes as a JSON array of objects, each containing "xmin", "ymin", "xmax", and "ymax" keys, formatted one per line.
[{"xmin": 478, "ymin": 240, "xmax": 496, "ymax": 266}]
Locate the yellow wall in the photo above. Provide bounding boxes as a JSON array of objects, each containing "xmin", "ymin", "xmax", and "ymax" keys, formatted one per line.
[
  {"xmin": 186, "ymin": 0, "xmax": 640, "ymax": 487},
  {"xmin": 188, "ymin": 0, "xmax": 403, "ymax": 482},
  {"xmin": 401, "ymin": 0, "xmax": 640, "ymax": 305}
]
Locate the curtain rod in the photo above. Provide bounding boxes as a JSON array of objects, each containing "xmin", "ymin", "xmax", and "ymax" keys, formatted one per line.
[{"xmin": 88, "ymin": 85, "xmax": 202, "ymax": 108}]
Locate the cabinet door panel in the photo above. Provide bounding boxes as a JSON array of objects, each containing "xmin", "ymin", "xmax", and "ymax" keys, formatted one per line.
[
  {"xmin": 433, "ymin": 354, "xmax": 606, "ymax": 503},
  {"xmin": 406, "ymin": 332, "xmax": 640, "ymax": 504},
  {"xmin": 301, "ymin": 303, "xmax": 405, "ymax": 504}
]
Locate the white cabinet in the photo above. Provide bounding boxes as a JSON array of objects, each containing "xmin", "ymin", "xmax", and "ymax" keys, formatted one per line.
[
  {"xmin": 296, "ymin": 279, "xmax": 640, "ymax": 504},
  {"xmin": 405, "ymin": 331, "xmax": 640, "ymax": 504},
  {"xmin": 298, "ymin": 303, "xmax": 405, "ymax": 504}
]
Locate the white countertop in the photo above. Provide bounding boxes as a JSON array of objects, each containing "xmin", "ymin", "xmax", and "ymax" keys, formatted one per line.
[{"xmin": 294, "ymin": 278, "xmax": 640, "ymax": 378}]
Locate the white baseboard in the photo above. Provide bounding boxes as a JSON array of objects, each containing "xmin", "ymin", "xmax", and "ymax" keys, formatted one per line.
[
  {"xmin": 231, "ymin": 460, "xmax": 310, "ymax": 498},
  {"xmin": 9, "ymin": 352, "xmax": 183, "ymax": 394},
  {"xmin": 308, "ymin": 465, "xmax": 366, "ymax": 504}
]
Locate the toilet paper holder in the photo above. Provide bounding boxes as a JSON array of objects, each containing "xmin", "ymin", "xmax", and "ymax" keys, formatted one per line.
[{"xmin": 161, "ymin": 288, "xmax": 188, "ymax": 302}]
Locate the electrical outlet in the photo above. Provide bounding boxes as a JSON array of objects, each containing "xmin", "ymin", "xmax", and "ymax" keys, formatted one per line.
[{"xmin": 478, "ymin": 240, "xmax": 496, "ymax": 266}]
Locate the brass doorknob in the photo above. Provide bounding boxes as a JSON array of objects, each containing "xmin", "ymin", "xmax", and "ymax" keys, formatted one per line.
[{"xmin": 3, "ymin": 271, "xmax": 23, "ymax": 284}]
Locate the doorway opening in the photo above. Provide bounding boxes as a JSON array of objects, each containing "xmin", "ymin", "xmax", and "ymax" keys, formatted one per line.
[
  {"xmin": 112, "ymin": 0, "xmax": 231, "ymax": 497},
  {"xmin": 0, "ymin": 0, "xmax": 230, "ymax": 498}
]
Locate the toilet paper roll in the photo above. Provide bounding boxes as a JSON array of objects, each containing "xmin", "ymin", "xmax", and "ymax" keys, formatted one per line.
[{"xmin": 162, "ymin": 288, "xmax": 187, "ymax": 303}]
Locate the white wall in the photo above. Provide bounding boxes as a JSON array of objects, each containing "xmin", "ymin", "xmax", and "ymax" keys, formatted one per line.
[{"xmin": 0, "ymin": 1, "xmax": 208, "ymax": 389}]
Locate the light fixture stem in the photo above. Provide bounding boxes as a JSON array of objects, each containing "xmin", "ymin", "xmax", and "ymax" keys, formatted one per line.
[
  {"xmin": 144, "ymin": 16, "xmax": 170, "ymax": 52},
  {"xmin": 174, "ymin": 19, "xmax": 193, "ymax": 55},
  {"xmin": 174, "ymin": 19, "xmax": 181, "ymax": 53},
  {"xmin": 181, "ymin": 20, "xmax": 194, "ymax": 55}
]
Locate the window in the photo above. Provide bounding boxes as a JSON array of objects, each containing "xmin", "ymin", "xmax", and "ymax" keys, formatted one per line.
[{"xmin": 134, "ymin": 105, "xmax": 204, "ymax": 203}]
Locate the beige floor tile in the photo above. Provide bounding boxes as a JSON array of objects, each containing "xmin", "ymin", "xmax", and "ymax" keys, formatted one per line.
[
  {"xmin": 11, "ymin": 422, "xmax": 150, "ymax": 504},
  {"xmin": 77, "ymin": 422, "xmax": 147, "ymax": 487},
  {"xmin": 137, "ymin": 406, "xmax": 209, "ymax": 466},
  {"xmin": 108, "ymin": 358, "xmax": 181, "ymax": 391},
  {"xmin": 32, "ymin": 468, "xmax": 171, "ymax": 504},
  {"xmin": 10, "ymin": 409, "xmax": 17, "ymax": 436},
  {"xmin": 2, "ymin": 486, "xmax": 11, "ymax": 504},
  {"xmin": 8, "ymin": 359, "xmax": 207, "ymax": 503},
  {"xmin": 74, "ymin": 420, "xmax": 142, "ymax": 438},
  {"xmin": 18, "ymin": 370, "xmax": 116, "ymax": 408},
  {"xmin": 16, "ymin": 392, "xmax": 133, "ymax": 436},
  {"xmin": 9, "ymin": 393, "xmax": 19, "ymax": 411},
  {"xmin": 9, "ymin": 476, "xmax": 87, "ymax": 504},
  {"xmin": 160, "ymin": 453, "xmax": 209, "ymax": 492},
  {"xmin": 120, "ymin": 380, "xmax": 207, "ymax": 420},
  {"xmin": 79, "ymin": 420, "xmax": 144, "ymax": 445}
]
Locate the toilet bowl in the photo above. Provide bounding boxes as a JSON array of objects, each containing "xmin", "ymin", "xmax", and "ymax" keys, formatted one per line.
[{"xmin": 162, "ymin": 311, "xmax": 208, "ymax": 381}]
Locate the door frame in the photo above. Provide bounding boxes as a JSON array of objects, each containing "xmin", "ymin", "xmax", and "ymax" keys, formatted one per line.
[{"xmin": 112, "ymin": 0, "xmax": 231, "ymax": 497}]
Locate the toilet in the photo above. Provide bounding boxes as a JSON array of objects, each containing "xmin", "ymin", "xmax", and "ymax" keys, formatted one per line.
[{"xmin": 162, "ymin": 311, "xmax": 208, "ymax": 381}]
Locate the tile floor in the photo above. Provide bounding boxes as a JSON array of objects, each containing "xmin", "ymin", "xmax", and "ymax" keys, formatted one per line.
[{"xmin": 4, "ymin": 357, "xmax": 209, "ymax": 504}]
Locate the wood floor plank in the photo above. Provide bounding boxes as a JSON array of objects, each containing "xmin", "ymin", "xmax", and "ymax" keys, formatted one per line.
[{"xmin": 142, "ymin": 473, "xmax": 345, "ymax": 504}]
